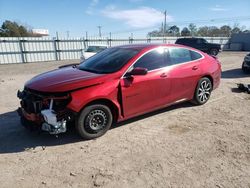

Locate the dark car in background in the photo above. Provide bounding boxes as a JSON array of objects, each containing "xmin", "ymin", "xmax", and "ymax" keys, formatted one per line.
[
  {"xmin": 175, "ymin": 38, "xmax": 221, "ymax": 56},
  {"xmin": 242, "ymin": 53, "xmax": 250, "ymax": 73}
]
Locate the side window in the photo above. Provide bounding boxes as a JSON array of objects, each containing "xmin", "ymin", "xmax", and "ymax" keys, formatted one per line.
[
  {"xmin": 169, "ymin": 48, "xmax": 192, "ymax": 65},
  {"xmin": 134, "ymin": 49, "xmax": 166, "ymax": 71},
  {"xmin": 190, "ymin": 50, "xmax": 202, "ymax": 60}
]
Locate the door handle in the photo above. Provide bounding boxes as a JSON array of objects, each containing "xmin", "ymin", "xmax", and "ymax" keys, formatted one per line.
[
  {"xmin": 192, "ymin": 66, "xmax": 198, "ymax": 70},
  {"xmin": 160, "ymin": 73, "xmax": 168, "ymax": 78}
]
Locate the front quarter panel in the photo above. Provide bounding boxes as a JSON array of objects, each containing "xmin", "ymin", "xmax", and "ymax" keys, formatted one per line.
[{"xmin": 67, "ymin": 79, "xmax": 121, "ymax": 113}]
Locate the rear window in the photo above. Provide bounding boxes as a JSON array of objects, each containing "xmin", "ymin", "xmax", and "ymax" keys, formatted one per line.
[
  {"xmin": 190, "ymin": 50, "xmax": 203, "ymax": 60},
  {"xmin": 169, "ymin": 48, "xmax": 192, "ymax": 65}
]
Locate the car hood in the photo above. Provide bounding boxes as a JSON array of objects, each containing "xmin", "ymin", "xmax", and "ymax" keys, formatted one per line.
[{"xmin": 25, "ymin": 66, "xmax": 107, "ymax": 93}]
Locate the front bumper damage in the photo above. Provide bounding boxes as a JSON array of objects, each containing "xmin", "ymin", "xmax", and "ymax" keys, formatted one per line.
[{"xmin": 17, "ymin": 89, "xmax": 75, "ymax": 134}]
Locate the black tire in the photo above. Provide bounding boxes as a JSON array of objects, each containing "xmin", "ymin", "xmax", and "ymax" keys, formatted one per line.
[
  {"xmin": 209, "ymin": 48, "xmax": 219, "ymax": 56},
  {"xmin": 192, "ymin": 77, "xmax": 212, "ymax": 105},
  {"xmin": 76, "ymin": 104, "xmax": 113, "ymax": 139},
  {"xmin": 242, "ymin": 62, "xmax": 250, "ymax": 74}
]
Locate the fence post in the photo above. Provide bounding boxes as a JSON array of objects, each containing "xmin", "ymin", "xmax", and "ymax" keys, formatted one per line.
[
  {"xmin": 129, "ymin": 37, "xmax": 133, "ymax": 44},
  {"xmin": 18, "ymin": 39, "xmax": 26, "ymax": 63},
  {"xmin": 109, "ymin": 32, "xmax": 112, "ymax": 47},
  {"xmin": 163, "ymin": 37, "xmax": 167, "ymax": 43},
  {"xmin": 53, "ymin": 39, "xmax": 58, "ymax": 61},
  {"xmin": 85, "ymin": 35, "xmax": 89, "ymax": 48},
  {"xmin": 82, "ymin": 37, "xmax": 86, "ymax": 50}
]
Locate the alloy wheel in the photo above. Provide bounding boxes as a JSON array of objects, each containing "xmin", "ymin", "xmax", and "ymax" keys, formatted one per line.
[{"xmin": 198, "ymin": 80, "xmax": 211, "ymax": 103}]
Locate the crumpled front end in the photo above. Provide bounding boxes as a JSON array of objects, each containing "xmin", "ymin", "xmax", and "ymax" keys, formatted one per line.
[{"xmin": 17, "ymin": 88, "xmax": 75, "ymax": 134}]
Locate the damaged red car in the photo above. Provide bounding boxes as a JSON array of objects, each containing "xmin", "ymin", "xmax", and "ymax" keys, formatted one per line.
[{"xmin": 17, "ymin": 44, "xmax": 221, "ymax": 139}]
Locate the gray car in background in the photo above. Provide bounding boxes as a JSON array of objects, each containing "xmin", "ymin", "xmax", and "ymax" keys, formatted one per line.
[
  {"xmin": 80, "ymin": 45, "xmax": 108, "ymax": 62},
  {"xmin": 242, "ymin": 53, "xmax": 250, "ymax": 73}
]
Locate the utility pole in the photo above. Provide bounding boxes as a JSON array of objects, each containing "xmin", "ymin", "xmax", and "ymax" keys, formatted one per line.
[
  {"xmin": 164, "ymin": 10, "xmax": 167, "ymax": 36},
  {"xmin": 97, "ymin": 26, "xmax": 102, "ymax": 37},
  {"xmin": 85, "ymin": 31, "xmax": 88, "ymax": 39}
]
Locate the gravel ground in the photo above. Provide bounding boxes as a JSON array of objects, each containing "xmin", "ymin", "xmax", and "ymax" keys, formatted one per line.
[{"xmin": 0, "ymin": 52, "xmax": 250, "ymax": 188}]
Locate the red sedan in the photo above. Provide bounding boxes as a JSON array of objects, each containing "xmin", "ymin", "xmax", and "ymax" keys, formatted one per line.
[{"xmin": 17, "ymin": 44, "xmax": 221, "ymax": 139}]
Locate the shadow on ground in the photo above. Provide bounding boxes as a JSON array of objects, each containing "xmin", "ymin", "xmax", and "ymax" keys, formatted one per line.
[
  {"xmin": 0, "ymin": 102, "xmax": 193, "ymax": 154},
  {"xmin": 222, "ymin": 68, "xmax": 250, "ymax": 79}
]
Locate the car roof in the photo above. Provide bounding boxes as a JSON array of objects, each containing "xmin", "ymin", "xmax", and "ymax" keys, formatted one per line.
[{"xmin": 115, "ymin": 43, "xmax": 184, "ymax": 51}]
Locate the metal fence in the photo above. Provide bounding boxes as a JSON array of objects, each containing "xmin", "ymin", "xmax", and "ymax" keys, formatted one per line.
[{"xmin": 0, "ymin": 37, "xmax": 229, "ymax": 64}]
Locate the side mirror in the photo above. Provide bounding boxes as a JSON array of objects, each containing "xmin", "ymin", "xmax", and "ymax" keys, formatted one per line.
[{"xmin": 128, "ymin": 67, "xmax": 148, "ymax": 76}]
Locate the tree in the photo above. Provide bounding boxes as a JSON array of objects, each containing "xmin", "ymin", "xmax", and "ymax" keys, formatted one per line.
[
  {"xmin": 208, "ymin": 26, "xmax": 220, "ymax": 37},
  {"xmin": 220, "ymin": 25, "xmax": 231, "ymax": 37},
  {"xmin": 147, "ymin": 23, "xmax": 248, "ymax": 38},
  {"xmin": 1, "ymin": 20, "xmax": 21, "ymax": 37},
  {"xmin": 181, "ymin": 27, "xmax": 191, "ymax": 36},
  {"xmin": 0, "ymin": 20, "xmax": 35, "ymax": 37},
  {"xmin": 197, "ymin": 26, "xmax": 209, "ymax": 36},
  {"xmin": 147, "ymin": 30, "xmax": 163, "ymax": 37},
  {"xmin": 231, "ymin": 26, "xmax": 241, "ymax": 34},
  {"xmin": 242, "ymin": 29, "xmax": 250, "ymax": 33},
  {"xmin": 188, "ymin": 23, "xmax": 197, "ymax": 36},
  {"xmin": 168, "ymin": 25, "xmax": 180, "ymax": 36}
]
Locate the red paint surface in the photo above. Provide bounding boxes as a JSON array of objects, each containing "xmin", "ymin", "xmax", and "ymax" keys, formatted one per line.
[{"xmin": 24, "ymin": 44, "xmax": 221, "ymax": 122}]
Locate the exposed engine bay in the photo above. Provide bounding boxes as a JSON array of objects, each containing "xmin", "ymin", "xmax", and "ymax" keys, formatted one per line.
[{"xmin": 17, "ymin": 88, "xmax": 74, "ymax": 134}]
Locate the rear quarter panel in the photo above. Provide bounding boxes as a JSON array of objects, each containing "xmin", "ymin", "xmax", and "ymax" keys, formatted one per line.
[{"xmin": 200, "ymin": 54, "xmax": 221, "ymax": 89}]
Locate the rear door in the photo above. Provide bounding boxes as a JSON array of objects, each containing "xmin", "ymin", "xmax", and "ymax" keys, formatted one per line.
[
  {"xmin": 167, "ymin": 47, "xmax": 203, "ymax": 102},
  {"xmin": 120, "ymin": 48, "xmax": 171, "ymax": 118}
]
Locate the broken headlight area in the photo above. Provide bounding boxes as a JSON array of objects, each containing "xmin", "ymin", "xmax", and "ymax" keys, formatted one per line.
[{"xmin": 17, "ymin": 88, "xmax": 75, "ymax": 134}]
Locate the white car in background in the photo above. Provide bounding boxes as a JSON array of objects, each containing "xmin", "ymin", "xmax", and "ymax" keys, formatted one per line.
[{"xmin": 80, "ymin": 45, "xmax": 108, "ymax": 62}]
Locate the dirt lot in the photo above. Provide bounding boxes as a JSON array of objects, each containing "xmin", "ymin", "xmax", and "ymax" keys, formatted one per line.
[{"xmin": 0, "ymin": 52, "xmax": 250, "ymax": 188}]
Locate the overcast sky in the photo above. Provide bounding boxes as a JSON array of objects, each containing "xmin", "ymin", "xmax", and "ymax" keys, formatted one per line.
[{"xmin": 0, "ymin": 0, "xmax": 250, "ymax": 38}]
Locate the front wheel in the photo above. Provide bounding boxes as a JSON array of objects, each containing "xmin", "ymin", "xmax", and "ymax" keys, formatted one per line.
[
  {"xmin": 76, "ymin": 104, "xmax": 113, "ymax": 139},
  {"xmin": 192, "ymin": 77, "xmax": 212, "ymax": 105}
]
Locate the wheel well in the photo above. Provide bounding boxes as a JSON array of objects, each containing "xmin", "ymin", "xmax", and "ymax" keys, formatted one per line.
[
  {"xmin": 84, "ymin": 99, "xmax": 119, "ymax": 123},
  {"xmin": 202, "ymin": 75, "xmax": 213, "ymax": 88}
]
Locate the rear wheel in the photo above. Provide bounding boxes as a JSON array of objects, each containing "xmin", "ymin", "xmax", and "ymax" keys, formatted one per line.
[
  {"xmin": 76, "ymin": 104, "xmax": 113, "ymax": 139},
  {"xmin": 192, "ymin": 77, "xmax": 212, "ymax": 105},
  {"xmin": 209, "ymin": 48, "xmax": 219, "ymax": 56}
]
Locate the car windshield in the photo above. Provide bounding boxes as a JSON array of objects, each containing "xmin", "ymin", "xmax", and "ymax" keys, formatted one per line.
[
  {"xmin": 79, "ymin": 48, "xmax": 139, "ymax": 74},
  {"xmin": 85, "ymin": 46, "xmax": 107, "ymax": 53}
]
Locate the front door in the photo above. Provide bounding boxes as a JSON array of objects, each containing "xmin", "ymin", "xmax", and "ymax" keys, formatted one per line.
[{"xmin": 120, "ymin": 48, "xmax": 171, "ymax": 118}]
